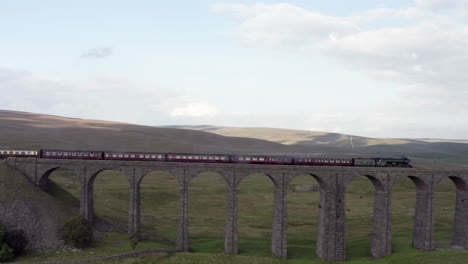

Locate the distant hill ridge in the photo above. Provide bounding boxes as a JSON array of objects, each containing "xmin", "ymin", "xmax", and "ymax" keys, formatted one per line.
[{"xmin": 1, "ymin": 110, "xmax": 468, "ymax": 168}]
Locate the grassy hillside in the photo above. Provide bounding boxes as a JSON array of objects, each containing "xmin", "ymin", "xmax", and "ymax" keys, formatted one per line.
[
  {"xmin": 0, "ymin": 110, "xmax": 301, "ymax": 154},
  {"xmin": 169, "ymin": 125, "xmax": 468, "ymax": 147}
]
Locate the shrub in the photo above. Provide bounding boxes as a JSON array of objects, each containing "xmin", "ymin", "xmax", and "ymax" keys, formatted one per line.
[
  {"xmin": 0, "ymin": 243, "xmax": 14, "ymax": 262},
  {"xmin": 5, "ymin": 229, "xmax": 28, "ymax": 255},
  {"xmin": 61, "ymin": 215, "xmax": 93, "ymax": 248},
  {"xmin": 129, "ymin": 229, "xmax": 141, "ymax": 250}
]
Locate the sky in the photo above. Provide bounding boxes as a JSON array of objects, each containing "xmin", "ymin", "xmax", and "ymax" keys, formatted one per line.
[{"xmin": 1, "ymin": 0, "xmax": 468, "ymax": 139}]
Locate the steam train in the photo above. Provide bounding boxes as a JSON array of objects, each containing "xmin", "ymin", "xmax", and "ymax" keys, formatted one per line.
[{"xmin": 0, "ymin": 149, "xmax": 413, "ymax": 168}]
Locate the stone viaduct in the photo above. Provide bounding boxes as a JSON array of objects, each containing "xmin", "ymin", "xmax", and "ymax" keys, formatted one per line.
[{"xmin": 5, "ymin": 157, "xmax": 468, "ymax": 262}]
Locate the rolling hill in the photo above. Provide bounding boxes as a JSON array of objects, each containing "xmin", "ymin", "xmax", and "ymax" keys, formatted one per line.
[{"xmin": 1, "ymin": 110, "xmax": 467, "ymax": 168}]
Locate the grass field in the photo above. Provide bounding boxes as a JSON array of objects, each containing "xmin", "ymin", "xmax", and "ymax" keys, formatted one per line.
[{"xmin": 17, "ymin": 168, "xmax": 465, "ymax": 263}]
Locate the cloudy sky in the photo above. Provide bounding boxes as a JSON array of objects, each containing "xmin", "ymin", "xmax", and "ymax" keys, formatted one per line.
[{"xmin": 1, "ymin": 0, "xmax": 468, "ymax": 139}]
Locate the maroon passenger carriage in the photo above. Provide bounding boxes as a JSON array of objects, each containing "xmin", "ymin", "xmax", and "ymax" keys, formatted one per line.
[
  {"xmin": 231, "ymin": 154, "xmax": 292, "ymax": 165},
  {"xmin": 293, "ymin": 157, "xmax": 352, "ymax": 166},
  {"xmin": 166, "ymin": 153, "xmax": 230, "ymax": 163},
  {"xmin": 41, "ymin": 149, "xmax": 103, "ymax": 159},
  {"xmin": 104, "ymin": 151, "xmax": 166, "ymax": 161}
]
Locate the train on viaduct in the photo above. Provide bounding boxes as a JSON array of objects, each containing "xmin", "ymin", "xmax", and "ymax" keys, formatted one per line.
[{"xmin": 2, "ymin": 151, "xmax": 468, "ymax": 262}]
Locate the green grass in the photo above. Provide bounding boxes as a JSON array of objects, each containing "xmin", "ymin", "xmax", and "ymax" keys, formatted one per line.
[
  {"xmin": 14, "ymin": 232, "xmax": 171, "ymax": 263},
  {"xmin": 17, "ymin": 169, "xmax": 467, "ymax": 263}
]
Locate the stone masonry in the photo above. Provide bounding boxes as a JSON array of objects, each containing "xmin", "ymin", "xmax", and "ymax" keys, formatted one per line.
[{"xmin": 5, "ymin": 157, "xmax": 468, "ymax": 262}]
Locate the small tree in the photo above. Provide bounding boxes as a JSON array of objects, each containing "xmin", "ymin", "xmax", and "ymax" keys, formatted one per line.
[
  {"xmin": 129, "ymin": 229, "xmax": 141, "ymax": 250},
  {"xmin": 61, "ymin": 215, "xmax": 93, "ymax": 248},
  {"xmin": 0, "ymin": 243, "xmax": 14, "ymax": 262}
]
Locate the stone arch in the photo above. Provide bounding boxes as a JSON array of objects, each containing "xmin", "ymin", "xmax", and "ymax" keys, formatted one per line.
[
  {"xmin": 344, "ymin": 172, "xmax": 391, "ymax": 259},
  {"xmin": 187, "ymin": 169, "xmax": 230, "ymax": 189},
  {"xmin": 137, "ymin": 169, "xmax": 180, "ymax": 244},
  {"xmin": 434, "ymin": 174, "xmax": 468, "ymax": 249},
  {"xmin": 37, "ymin": 166, "xmax": 82, "ymax": 211},
  {"xmin": 447, "ymin": 175, "xmax": 468, "ymax": 248},
  {"xmin": 87, "ymin": 167, "xmax": 123, "ymax": 185},
  {"xmin": 387, "ymin": 175, "xmax": 422, "ymax": 252},
  {"xmin": 88, "ymin": 168, "xmax": 131, "ymax": 226},
  {"xmin": 288, "ymin": 172, "xmax": 328, "ymax": 191},
  {"xmin": 285, "ymin": 172, "xmax": 324, "ymax": 258},
  {"xmin": 448, "ymin": 176, "xmax": 467, "ymax": 191},
  {"xmin": 37, "ymin": 166, "xmax": 83, "ymax": 190},
  {"xmin": 408, "ymin": 175, "xmax": 429, "ymax": 191},
  {"xmin": 236, "ymin": 171, "xmax": 277, "ymax": 255},
  {"xmin": 237, "ymin": 171, "xmax": 279, "ymax": 188},
  {"xmin": 187, "ymin": 170, "xmax": 228, "ymax": 253},
  {"xmin": 343, "ymin": 172, "xmax": 386, "ymax": 191}
]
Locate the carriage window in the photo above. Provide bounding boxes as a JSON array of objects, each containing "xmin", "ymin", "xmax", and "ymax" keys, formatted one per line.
[
  {"xmin": 259, "ymin": 157, "xmax": 264, "ymax": 161},
  {"xmin": 239, "ymin": 157, "xmax": 244, "ymax": 161},
  {"xmin": 246, "ymin": 157, "xmax": 251, "ymax": 160}
]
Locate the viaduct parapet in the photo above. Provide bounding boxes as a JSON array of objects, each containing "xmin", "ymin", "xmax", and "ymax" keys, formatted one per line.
[{"xmin": 5, "ymin": 157, "xmax": 468, "ymax": 262}]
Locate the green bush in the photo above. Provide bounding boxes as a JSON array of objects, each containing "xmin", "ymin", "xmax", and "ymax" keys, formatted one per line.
[
  {"xmin": 5, "ymin": 229, "xmax": 28, "ymax": 255},
  {"xmin": 0, "ymin": 243, "xmax": 14, "ymax": 262},
  {"xmin": 61, "ymin": 215, "xmax": 93, "ymax": 248}
]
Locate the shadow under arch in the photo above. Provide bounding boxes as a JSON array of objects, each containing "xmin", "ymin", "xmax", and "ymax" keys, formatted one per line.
[
  {"xmin": 139, "ymin": 170, "xmax": 180, "ymax": 243},
  {"xmin": 38, "ymin": 166, "xmax": 81, "ymax": 191},
  {"xmin": 448, "ymin": 176, "xmax": 467, "ymax": 191},
  {"xmin": 408, "ymin": 176, "xmax": 428, "ymax": 191},
  {"xmin": 286, "ymin": 173, "xmax": 323, "ymax": 260},
  {"xmin": 237, "ymin": 172, "xmax": 276, "ymax": 256},
  {"xmin": 40, "ymin": 167, "xmax": 81, "ymax": 210},
  {"xmin": 188, "ymin": 171, "xmax": 228, "ymax": 253}
]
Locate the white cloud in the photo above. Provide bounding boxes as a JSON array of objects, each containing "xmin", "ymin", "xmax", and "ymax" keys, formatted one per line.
[
  {"xmin": 0, "ymin": 67, "xmax": 201, "ymax": 125},
  {"xmin": 319, "ymin": 20, "xmax": 468, "ymax": 89},
  {"xmin": 349, "ymin": 7, "xmax": 428, "ymax": 24},
  {"xmin": 169, "ymin": 103, "xmax": 218, "ymax": 117},
  {"xmin": 414, "ymin": 0, "xmax": 468, "ymax": 9},
  {"xmin": 81, "ymin": 47, "xmax": 113, "ymax": 59},
  {"xmin": 211, "ymin": 3, "xmax": 357, "ymax": 45},
  {"xmin": 210, "ymin": 2, "xmax": 468, "ymax": 138}
]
